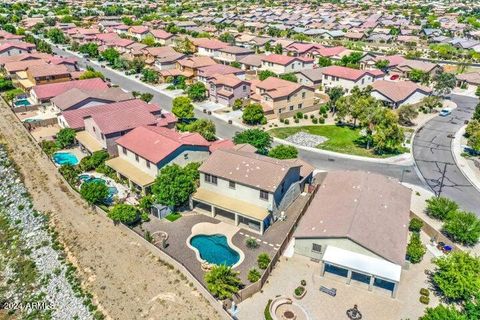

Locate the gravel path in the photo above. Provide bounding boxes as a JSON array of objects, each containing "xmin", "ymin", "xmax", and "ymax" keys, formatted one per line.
[{"xmin": 285, "ymin": 132, "xmax": 328, "ymax": 148}]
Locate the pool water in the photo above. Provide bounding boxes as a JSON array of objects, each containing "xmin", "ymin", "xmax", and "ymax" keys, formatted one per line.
[
  {"xmin": 79, "ymin": 175, "xmax": 118, "ymax": 199},
  {"xmin": 53, "ymin": 152, "xmax": 79, "ymax": 165},
  {"xmin": 190, "ymin": 234, "xmax": 240, "ymax": 266},
  {"xmin": 14, "ymin": 99, "xmax": 31, "ymax": 107}
]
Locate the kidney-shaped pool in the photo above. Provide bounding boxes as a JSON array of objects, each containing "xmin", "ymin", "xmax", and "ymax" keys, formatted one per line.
[{"xmin": 190, "ymin": 234, "xmax": 240, "ymax": 267}]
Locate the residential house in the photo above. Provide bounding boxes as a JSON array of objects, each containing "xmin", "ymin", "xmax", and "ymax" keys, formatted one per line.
[
  {"xmin": 59, "ymin": 99, "xmax": 163, "ymax": 155},
  {"xmin": 239, "ymin": 54, "xmax": 266, "ymax": 72},
  {"xmin": 161, "ymin": 56, "xmax": 216, "ymax": 83},
  {"xmin": 16, "ymin": 64, "xmax": 72, "ymax": 90},
  {"xmin": 216, "ymin": 46, "xmax": 255, "ymax": 64},
  {"xmin": 197, "ymin": 64, "xmax": 245, "ymax": 83},
  {"xmin": 191, "ymin": 144, "xmax": 313, "ymax": 234},
  {"xmin": 128, "ymin": 26, "xmax": 150, "ymax": 40},
  {"xmin": 360, "ymin": 54, "xmax": 406, "ymax": 71},
  {"xmin": 456, "ymin": 72, "xmax": 480, "ymax": 91},
  {"xmin": 142, "ymin": 46, "xmax": 184, "ymax": 68},
  {"xmin": 294, "ymin": 171, "xmax": 410, "ymax": 298},
  {"xmin": 295, "ymin": 69, "xmax": 324, "ymax": 90},
  {"xmin": 390, "ymin": 60, "xmax": 443, "ymax": 79},
  {"xmin": 30, "ymin": 78, "xmax": 109, "ymax": 104},
  {"xmin": 208, "ymin": 74, "xmax": 250, "ymax": 107},
  {"xmin": 251, "ymin": 77, "xmax": 315, "ymax": 120},
  {"xmin": 0, "ymin": 41, "xmax": 36, "ymax": 57},
  {"xmin": 51, "ymin": 87, "xmax": 133, "ymax": 113},
  {"xmin": 260, "ymin": 54, "xmax": 314, "ymax": 74},
  {"xmin": 321, "ymin": 66, "xmax": 384, "ymax": 92},
  {"xmin": 106, "ymin": 125, "xmax": 209, "ymax": 194},
  {"xmin": 192, "ymin": 38, "xmax": 229, "ymax": 58},
  {"xmin": 371, "ymin": 80, "xmax": 432, "ymax": 108},
  {"xmin": 149, "ymin": 29, "xmax": 174, "ymax": 46}
]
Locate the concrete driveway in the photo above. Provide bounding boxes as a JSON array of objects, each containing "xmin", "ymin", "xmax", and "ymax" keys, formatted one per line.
[{"xmin": 413, "ymin": 94, "xmax": 480, "ymax": 214}]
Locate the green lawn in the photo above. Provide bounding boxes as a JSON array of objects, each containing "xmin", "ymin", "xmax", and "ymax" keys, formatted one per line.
[
  {"xmin": 165, "ymin": 212, "xmax": 182, "ymax": 222},
  {"xmin": 269, "ymin": 125, "xmax": 402, "ymax": 158}
]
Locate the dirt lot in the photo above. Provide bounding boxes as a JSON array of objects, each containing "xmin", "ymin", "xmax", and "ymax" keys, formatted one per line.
[{"xmin": 0, "ymin": 99, "xmax": 222, "ymax": 320}]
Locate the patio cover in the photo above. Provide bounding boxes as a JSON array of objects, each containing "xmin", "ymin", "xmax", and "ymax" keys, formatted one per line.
[
  {"xmin": 322, "ymin": 245, "xmax": 402, "ymax": 283},
  {"xmin": 105, "ymin": 157, "xmax": 155, "ymax": 187},
  {"xmin": 76, "ymin": 131, "xmax": 103, "ymax": 153},
  {"xmin": 192, "ymin": 188, "xmax": 270, "ymax": 221}
]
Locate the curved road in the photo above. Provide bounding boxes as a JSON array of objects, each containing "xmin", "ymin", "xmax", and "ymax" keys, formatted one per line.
[
  {"xmin": 413, "ymin": 94, "xmax": 480, "ymax": 214},
  {"xmin": 50, "ymin": 44, "xmax": 480, "ymax": 212}
]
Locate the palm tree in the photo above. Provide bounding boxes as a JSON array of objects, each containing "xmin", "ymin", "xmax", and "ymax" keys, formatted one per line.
[{"xmin": 204, "ymin": 265, "xmax": 242, "ymax": 300}]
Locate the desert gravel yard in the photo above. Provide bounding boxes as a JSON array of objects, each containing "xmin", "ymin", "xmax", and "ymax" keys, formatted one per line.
[{"xmin": 0, "ymin": 99, "xmax": 221, "ymax": 320}]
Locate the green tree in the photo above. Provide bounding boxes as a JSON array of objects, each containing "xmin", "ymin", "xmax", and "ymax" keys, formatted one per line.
[
  {"xmin": 129, "ymin": 57, "xmax": 146, "ymax": 73},
  {"xmin": 0, "ymin": 77, "xmax": 14, "ymax": 92},
  {"xmin": 419, "ymin": 305, "xmax": 467, "ymax": 320},
  {"xmin": 406, "ymin": 233, "xmax": 426, "ymax": 263},
  {"xmin": 337, "ymin": 51, "xmax": 363, "ymax": 68},
  {"xmin": 101, "ymin": 48, "xmax": 120, "ymax": 65},
  {"xmin": 408, "ymin": 69, "xmax": 429, "ymax": 84},
  {"xmin": 233, "ymin": 129, "xmax": 272, "ymax": 154},
  {"xmin": 218, "ymin": 32, "xmax": 235, "ymax": 44},
  {"xmin": 425, "ymin": 196, "xmax": 459, "ymax": 220},
  {"xmin": 59, "ymin": 164, "xmax": 80, "ymax": 186},
  {"xmin": 152, "ymin": 164, "xmax": 197, "ymax": 208},
  {"xmin": 79, "ymin": 43, "xmax": 99, "ymax": 58},
  {"xmin": 432, "ymin": 251, "xmax": 480, "ymax": 301},
  {"xmin": 231, "ymin": 61, "xmax": 241, "ymax": 68},
  {"xmin": 108, "ymin": 204, "xmax": 140, "ymax": 225},
  {"xmin": 318, "ymin": 56, "xmax": 332, "ymax": 67},
  {"xmin": 139, "ymin": 92, "xmax": 153, "ymax": 103},
  {"xmin": 279, "ymin": 73, "xmax": 297, "ymax": 83},
  {"xmin": 422, "ymin": 96, "xmax": 442, "ymax": 112},
  {"xmin": 473, "ymin": 104, "xmax": 480, "ymax": 121},
  {"xmin": 434, "ymin": 72, "xmax": 456, "ymax": 96},
  {"xmin": 242, "ymin": 103, "xmax": 265, "ymax": 125},
  {"xmin": 141, "ymin": 69, "xmax": 159, "ymax": 83},
  {"xmin": 476, "ymin": 86, "xmax": 480, "ymax": 97},
  {"xmin": 172, "ymin": 96, "xmax": 194, "ymax": 118},
  {"xmin": 79, "ymin": 150, "xmax": 109, "ymax": 171},
  {"xmin": 372, "ymin": 109, "xmax": 405, "ymax": 154},
  {"xmin": 268, "ymin": 145, "xmax": 298, "ymax": 159},
  {"xmin": 80, "ymin": 69, "xmax": 104, "ymax": 80},
  {"xmin": 248, "ymin": 268, "xmax": 261, "ymax": 282},
  {"xmin": 465, "ymin": 119, "xmax": 480, "ymax": 138},
  {"xmin": 204, "ymin": 265, "xmax": 241, "ymax": 299},
  {"xmin": 55, "ymin": 128, "xmax": 76, "ymax": 149},
  {"xmin": 327, "ymin": 86, "xmax": 344, "ymax": 112},
  {"xmin": 374, "ymin": 59, "xmax": 390, "ymax": 70},
  {"xmin": 80, "ymin": 181, "xmax": 109, "ymax": 205},
  {"xmin": 443, "ymin": 211, "xmax": 480, "ymax": 246},
  {"xmin": 259, "ymin": 70, "xmax": 277, "ymax": 81},
  {"xmin": 141, "ymin": 35, "xmax": 156, "ymax": 46},
  {"xmin": 40, "ymin": 140, "xmax": 59, "ymax": 156},
  {"xmin": 397, "ymin": 104, "xmax": 419, "ymax": 126},
  {"xmin": 186, "ymin": 82, "xmax": 207, "ymax": 101},
  {"xmin": 273, "ymin": 43, "xmax": 283, "ymax": 54},
  {"xmin": 185, "ymin": 119, "xmax": 216, "ymax": 141},
  {"xmin": 3, "ymin": 24, "xmax": 16, "ymax": 34},
  {"xmin": 46, "ymin": 28, "xmax": 66, "ymax": 44}
]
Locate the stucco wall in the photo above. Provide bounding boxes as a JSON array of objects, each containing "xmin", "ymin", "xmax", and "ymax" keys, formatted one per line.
[{"xmin": 294, "ymin": 238, "xmax": 384, "ymax": 261}]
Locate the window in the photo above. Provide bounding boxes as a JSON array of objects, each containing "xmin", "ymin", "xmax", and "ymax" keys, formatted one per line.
[
  {"xmin": 229, "ymin": 181, "xmax": 236, "ymax": 189},
  {"xmin": 92, "ymin": 127, "xmax": 96, "ymax": 132},
  {"xmin": 211, "ymin": 175, "xmax": 217, "ymax": 185},
  {"xmin": 135, "ymin": 154, "xmax": 139, "ymax": 162},
  {"xmin": 361, "ymin": 78, "xmax": 365, "ymax": 85},
  {"xmin": 312, "ymin": 243, "xmax": 322, "ymax": 253},
  {"xmin": 204, "ymin": 174, "xmax": 218, "ymax": 185},
  {"xmin": 146, "ymin": 160, "xmax": 150, "ymax": 168},
  {"xmin": 101, "ymin": 133, "xmax": 105, "ymax": 140},
  {"xmin": 302, "ymin": 92, "xmax": 306, "ymax": 98},
  {"xmin": 289, "ymin": 105, "xmax": 294, "ymax": 111},
  {"xmin": 260, "ymin": 190, "xmax": 269, "ymax": 200},
  {"xmin": 243, "ymin": 85, "xmax": 247, "ymax": 92},
  {"xmin": 298, "ymin": 103, "xmax": 302, "ymax": 109},
  {"xmin": 122, "ymin": 146, "xmax": 127, "ymax": 155}
]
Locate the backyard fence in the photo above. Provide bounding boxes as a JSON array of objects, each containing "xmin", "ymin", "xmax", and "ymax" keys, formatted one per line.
[
  {"xmin": 233, "ymin": 184, "xmax": 320, "ymax": 304},
  {"xmin": 12, "ymin": 104, "xmax": 41, "ymax": 113},
  {"xmin": 23, "ymin": 118, "xmax": 58, "ymax": 130}
]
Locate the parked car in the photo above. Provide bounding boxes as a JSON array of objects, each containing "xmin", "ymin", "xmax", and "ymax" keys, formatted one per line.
[{"xmin": 439, "ymin": 108, "xmax": 452, "ymax": 117}]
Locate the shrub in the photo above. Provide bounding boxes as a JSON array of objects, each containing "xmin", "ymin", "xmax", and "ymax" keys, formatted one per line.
[
  {"xmin": 40, "ymin": 140, "xmax": 59, "ymax": 156},
  {"xmin": 248, "ymin": 268, "xmax": 261, "ymax": 282},
  {"xmin": 108, "ymin": 204, "xmax": 140, "ymax": 225},
  {"xmin": 303, "ymin": 115, "xmax": 308, "ymax": 119},
  {"xmin": 80, "ymin": 181, "xmax": 109, "ymax": 205},
  {"xmin": 425, "ymin": 197, "xmax": 459, "ymax": 221},
  {"xmin": 319, "ymin": 118, "xmax": 325, "ymax": 124},
  {"xmin": 295, "ymin": 112, "xmax": 303, "ymax": 119},
  {"xmin": 300, "ymin": 279, "xmax": 306, "ymax": 286},
  {"xmin": 294, "ymin": 286, "xmax": 305, "ymax": 296},
  {"xmin": 257, "ymin": 253, "xmax": 271, "ymax": 269},
  {"xmin": 265, "ymin": 300, "xmax": 273, "ymax": 320},
  {"xmin": 284, "ymin": 119, "xmax": 290, "ymax": 125},
  {"xmin": 320, "ymin": 105, "xmax": 328, "ymax": 114},
  {"xmin": 294, "ymin": 118, "xmax": 299, "ymax": 123},
  {"xmin": 442, "ymin": 210, "xmax": 480, "ymax": 246},
  {"xmin": 204, "ymin": 265, "xmax": 241, "ymax": 299},
  {"xmin": 246, "ymin": 238, "xmax": 259, "ymax": 249},
  {"xmin": 312, "ymin": 117, "xmax": 318, "ymax": 124},
  {"xmin": 409, "ymin": 218, "xmax": 424, "ymax": 233},
  {"xmin": 406, "ymin": 233, "xmax": 426, "ymax": 263},
  {"xmin": 420, "ymin": 288, "xmax": 430, "ymax": 296},
  {"xmin": 419, "ymin": 295, "xmax": 430, "ymax": 304}
]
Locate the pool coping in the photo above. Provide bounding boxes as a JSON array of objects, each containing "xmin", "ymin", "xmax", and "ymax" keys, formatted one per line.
[{"xmin": 186, "ymin": 222, "xmax": 245, "ymax": 269}]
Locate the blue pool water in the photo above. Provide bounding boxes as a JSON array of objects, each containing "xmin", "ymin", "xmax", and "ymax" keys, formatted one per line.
[
  {"xmin": 79, "ymin": 175, "xmax": 118, "ymax": 200},
  {"xmin": 53, "ymin": 152, "xmax": 79, "ymax": 165},
  {"xmin": 14, "ymin": 99, "xmax": 31, "ymax": 107},
  {"xmin": 190, "ymin": 234, "xmax": 240, "ymax": 266}
]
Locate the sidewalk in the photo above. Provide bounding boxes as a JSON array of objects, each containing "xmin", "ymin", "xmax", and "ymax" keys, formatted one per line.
[{"xmin": 452, "ymin": 125, "xmax": 480, "ymax": 193}]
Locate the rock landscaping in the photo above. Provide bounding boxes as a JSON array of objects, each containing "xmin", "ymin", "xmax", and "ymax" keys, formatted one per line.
[
  {"xmin": 0, "ymin": 145, "xmax": 100, "ymax": 320},
  {"xmin": 285, "ymin": 132, "xmax": 328, "ymax": 148}
]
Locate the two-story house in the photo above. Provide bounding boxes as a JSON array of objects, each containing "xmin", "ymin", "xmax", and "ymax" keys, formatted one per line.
[
  {"xmin": 321, "ymin": 65, "xmax": 384, "ymax": 92},
  {"xmin": 197, "ymin": 64, "xmax": 246, "ymax": 83},
  {"xmin": 0, "ymin": 41, "xmax": 36, "ymax": 57},
  {"xmin": 250, "ymin": 77, "xmax": 315, "ymax": 120},
  {"xmin": 260, "ymin": 54, "xmax": 314, "ymax": 74},
  {"xmin": 149, "ymin": 29, "xmax": 174, "ymax": 46},
  {"xmin": 208, "ymin": 74, "xmax": 250, "ymax": 107},
  {"xmin": 161, "ymin": 56, "xmax": 217, "ymax": 83},
  {"xmin": 191, "ymin": 144, "xmax": 313, "ymax": 234},
  {"xmin": 30, "ymin": 78, "xmax": 109, "ymax": 104},
  {"xmin": 17, "ymin": 64, "xmax": 72, "ymax": 90},
  {"xmin": 192, "ymin": 38, "xmax": 229, "ymax": 58},
  {"xmin": 216, "ymin": 46, "xmax": 254, "ymax": 64},
  {"xmin": 127, "ymin": 26, "xmax": 150, "ymax": 41},
  {"xmin": 106, "ymin": 126, "xmax": 210, "ymax": 194}
]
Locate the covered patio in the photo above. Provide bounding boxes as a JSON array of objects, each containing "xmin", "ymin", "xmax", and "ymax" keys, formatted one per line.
[
  {"xmin": 105, "ymin": 157, "xmax": 155, "ymax": 195},
  {"xmin": 190, "ymin": 188, "xmax": 271, "ymax": 235},
  {"xmin": 76, "ymin": 130, "xmax": 104, "ymax": 154},
  {"xmin": 320, "ymin": 246, "xmax": 401, "ymax": 298}
]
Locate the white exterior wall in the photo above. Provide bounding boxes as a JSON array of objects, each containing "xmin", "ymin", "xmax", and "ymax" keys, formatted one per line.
[
  {"xmin": 261, "ymin": 60, "xmax": 314, "ymax": 74},
  {"xmin": 322, "ymin": 74, "xmax": 374, "ymax": 92},
  {"xmin": 84, "ymin": 117, "xmax": 107, "ymax": 149},
  {"xmin": 199, "ymin": 172, "xmax": 274, "ymax": 210},
  {"xmin": 197, "ymin": 47, "xmax": 220, "ymax": 58},
  {"xmin": 371, "ymin": 90, "xmax": 429, "ymax": 108},
  {"xmin": 0, "ymin": 48, "xmax": 29, "ymax": 56}
]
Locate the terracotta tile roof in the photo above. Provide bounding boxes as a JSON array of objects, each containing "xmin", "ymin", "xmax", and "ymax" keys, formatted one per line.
[
  {"xmin": 199, "ymin": 146, "xmax": 301, "ymax": 192},
  {"xmin": 313, "ymin": 46, "xmax": 348, "ymax": 57},
  {"xmin": 27, "ymin": 64, "xmax": 70, "ymax": 78},
  {"xmin": 51, "ymin": 87, "xmax": 134, "ymax": 111},
  {"xmin": 255, "ymin": 77, "xmax": 310, "ymax": 99},
  {"xmin": 150, "ymin": 29, "xmax": 173, "ymax": 39},
  {"xmin": 62, "ymin": 99, "xmax": 160, "ymax": 131},
  {"xmin": 457, "ymin": 71, "xmax": 480, "ymax": 85},
  {"xmin": 92, "ymin": 107, "xmax": 158, "ymax": 134},
  {"xmin": 177, "ymin": 56, "xmax": 216, "ymax": 69},
  {"xmin": 294, "ymin": 171, "xmax": 410, "ymax": 265},
  {"xmin": 261, "ymin": 54, "xmax": 313, "ymax": 65},
  {"xmin": 219, "ymin": 46, "xmax": 254, "ymax": 54},
  {"xmin": 116, "ymin": 126, "xmax": 209, "ymax": 163},
  {"xmin": 192, "ymin": 38, "xmax": 229, "ymax": 50},
  {"xmin": 0, "ymin": 52, "xmax": 51, "ymax": 66},
  {"xmin": 239, "ymin": 54, "xmax": 266, "ymax": 67},
  {"xmin": 4, "ymin": 59, "xmax": 47, "ymax": 73},
  {"xmin": 198, "ymin": 64, "xmax": 243, "ymax": 77},
  {"xmin": 0, "ymin": 41, "xmax": 35, "ymax": 53},
  {"xmin": 322, "ymin": 65, "xmax": 384, "ymax": 81},
  {"xmin": 209, "ymin": 74, "xmax": 246, "ymax": 88},
  {"xmin": 32, "ymin": 78, "xmax": 108, "ymax": 101},
  {"xmin": 371, "ymin": 80, "xmax": 432, "ymax": 103},
  {"xmin": 129, "ymin": 26, "xmax": 149, "ymax": 34}
]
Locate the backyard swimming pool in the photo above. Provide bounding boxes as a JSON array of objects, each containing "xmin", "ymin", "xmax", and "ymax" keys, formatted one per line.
[
  {"xmin": 53, "ymin": 152, "xmax": 79, "ymax": 166},
  {"xmin": 79, "ymin": 175, "xmax": 118, "ymax": 198},
  {"xmin": 14, "ymin": 99, "xmax": 31, "ymax": 107},
  {"xmin": 190, "ymin": 234, "xmax": 240, "ymax": 266}
]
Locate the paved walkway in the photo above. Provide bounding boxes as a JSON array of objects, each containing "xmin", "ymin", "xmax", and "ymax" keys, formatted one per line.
[{"xmin": 452, "ymin": 125, "xmax": 480, "ymax": 192}]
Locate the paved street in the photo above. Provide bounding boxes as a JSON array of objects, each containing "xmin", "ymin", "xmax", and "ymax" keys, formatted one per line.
[{"xmin": 413, "ymin": 94, "xmax": 480, "ymax": 214}]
